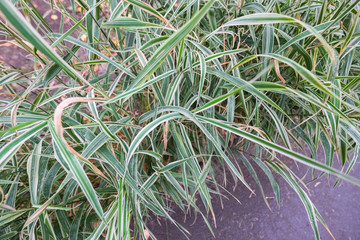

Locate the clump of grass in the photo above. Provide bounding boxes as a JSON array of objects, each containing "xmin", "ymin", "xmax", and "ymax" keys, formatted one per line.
[{"xmin": 1, "ymin": 0, "xmax": 360, "ymax": 239}]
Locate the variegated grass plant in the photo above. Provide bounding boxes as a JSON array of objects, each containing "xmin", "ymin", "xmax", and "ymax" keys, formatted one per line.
[{"xmin": 1, "ymin": 0, "xmax": 360, "ymax": 239}]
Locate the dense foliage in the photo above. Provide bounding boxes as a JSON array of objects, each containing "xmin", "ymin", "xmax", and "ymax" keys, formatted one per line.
[{"xmin": 1, "ymin": 0, "xmax": 360, "ymax": 239}]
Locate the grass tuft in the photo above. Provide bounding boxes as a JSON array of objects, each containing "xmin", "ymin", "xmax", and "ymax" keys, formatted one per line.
[{"xmin": 1, "ymin": 0, "xmax": 360, "ymax": 239}]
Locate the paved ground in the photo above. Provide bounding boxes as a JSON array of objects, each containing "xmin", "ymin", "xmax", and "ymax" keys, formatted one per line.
[{"xmin": 147, "ymin": 151, "xmax": 360, "ymax": 240}]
